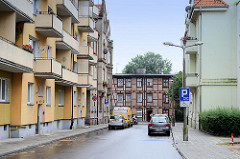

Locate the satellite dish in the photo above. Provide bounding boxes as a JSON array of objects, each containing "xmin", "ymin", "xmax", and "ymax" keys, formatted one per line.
[
  {"xmin": 103, "ymin": 49, "xmax": 108, "ymax": 54},
  {"xmin": 185, "ymin": 6, "xmax": 191, "ymax": 12}
]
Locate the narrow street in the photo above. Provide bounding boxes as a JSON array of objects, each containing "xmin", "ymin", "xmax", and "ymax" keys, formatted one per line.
[{"xmin": 4, "ymin": 124, "xmax": 182, "ymax": 159}]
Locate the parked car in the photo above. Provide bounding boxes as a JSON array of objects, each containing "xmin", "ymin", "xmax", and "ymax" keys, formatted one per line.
[
  {"xmin": 112, "ymin": 107, "xmax": 133, "ymax": 127},
  {"xmin": 132, "ymin": 115, "xmax": 138, "ymax": 124},
  {"xmin": 152, "ymin": 114, "xmax": 169, "ymax": 121},
  {"xmin": 148, "ymin": 117, "xmax": 171, "ymax": 136},
  {"xmin": 109, "ymin": 115, "xmax": 127, "ymax": 129}
]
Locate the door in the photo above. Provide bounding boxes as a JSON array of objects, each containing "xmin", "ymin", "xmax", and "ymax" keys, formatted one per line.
[
  {"xmin": 146, "ymin": 108, "xmax": 153, "ymax": 122},
  {"xmin": 36, "ymin": 104, "xmax": 42, "ymax": 134}
]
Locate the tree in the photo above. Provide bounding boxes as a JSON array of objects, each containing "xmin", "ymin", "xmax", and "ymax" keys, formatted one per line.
[
  {"xmin": 168, "ymin": 71, "xmax": 184, "ymax": 121},
  {"xmin": 122, "ymin": 52, "xmax": 172, "ymax": 74}
]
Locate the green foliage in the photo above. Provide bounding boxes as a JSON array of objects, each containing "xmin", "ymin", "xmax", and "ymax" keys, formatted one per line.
[
  {"xmin": 122, "ymin": 52, "xmax": 172, "ymax": 74},
  {"xmin": 168, "ymin": 71, "xmax": 182, "ymax": 106},
  {"xmin": 200, "ymin": 107, "xmax": 240, "ymax": 136}
]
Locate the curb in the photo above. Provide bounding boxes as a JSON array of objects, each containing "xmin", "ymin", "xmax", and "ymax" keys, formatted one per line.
[
  {"xmin": 171, "ymin": 127, "xmax": 187, "ymax": 159},
  {"xmin": 0, "ymin": 125, "xmax": 108, "ymax": 158}
]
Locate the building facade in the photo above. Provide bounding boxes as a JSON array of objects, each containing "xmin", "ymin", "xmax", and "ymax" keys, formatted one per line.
[
  {"xmin": 0, "ymin": 0, "xmax": 112, "ymax": 139},
  {"xmin": 112, "ymin": 71, "xmax": 173, "ymax": 121},
  {"xmin": 185, "ymin": 0, "xmax": 238, "ymax": 129}
]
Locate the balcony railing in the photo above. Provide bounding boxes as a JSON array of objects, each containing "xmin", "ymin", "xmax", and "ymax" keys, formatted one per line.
[
  {"xmin": 35, "ymin": 12, "xmax": 63, "ymax": 38},
  {"xmin": 0, "ymin": 36, "xmax": 33, "ymax": 72},
  {"xmin": 186, "ymin": 40, "xmax": 198, "ymax": 54},
  {"xmin": 56, "ymin": 0, "xmax": 79, "ymax": 23},
  {"xmin": 3, "ymin": 0, "xmax": 33, "ymax": 22},
  {"xmin": 92, "ymin": 5, "xmax": 99, "ymax": 19},
  {"xmin": 61, "ymin": 68, "xmax": 78, "ymax": 85},
  {"xmin": 79, "ymin": 46, "xmax": 94, "ymax": 59},
  {"xmin": 34, "ymin": 58, "xmax": 62, "ymax": 79},
  {"xmin": 56, "ymin": 30, "xmax": 79, "ymax": 54},
  {"xmin": 186, "ymin": 73, "xmax": 199, "ymax": 87},
  {"xmin": 88, "ymin": 30, "xmax": 98, "ymax": 42},
  {"xmin": 78, "ymin": 16, "xmax": 94, "ymax": 32},
  {"xmin": 78, "ymin": 73, "xmax": 89, "ymax": 86},
  {"xmin": 79, "ymin": 0, "xmax": 94, "ymax": 7}
]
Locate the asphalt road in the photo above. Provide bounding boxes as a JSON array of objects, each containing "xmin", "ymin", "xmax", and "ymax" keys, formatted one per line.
[{"xmin": 4, "ymin": 124, "xmax": 182, "ymax": 159}]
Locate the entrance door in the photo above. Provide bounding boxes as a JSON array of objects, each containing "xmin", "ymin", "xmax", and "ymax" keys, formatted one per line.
[
  {"xmin": 36, "ymin": 104, "xmax": 42, "ymax": 134},
  {"xmin": 146, "ymin": 108, "xmax": 153, "ymax": 122}
]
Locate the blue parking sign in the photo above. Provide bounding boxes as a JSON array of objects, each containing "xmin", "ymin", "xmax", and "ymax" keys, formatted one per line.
[
  {"xmin": 105, "ymin": 99, "xmax": 109, "ymax": 105},
  {"xmin": 180, "ymin": 88, "xmax": 190, "ymax": 101}
]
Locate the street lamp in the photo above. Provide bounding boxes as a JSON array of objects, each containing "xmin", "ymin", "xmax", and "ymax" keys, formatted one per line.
[
  {"xmin": 169, "ymin": 79, "xmax": 175, "ymax": 127},
  {"xmin": 163, "ymin": 40, "xmax": 203, "ymax": 141}
]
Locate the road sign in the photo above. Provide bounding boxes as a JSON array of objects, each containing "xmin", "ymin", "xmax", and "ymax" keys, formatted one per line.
[
  {"xmin": 104, "ymin": 99, "xmax": 109, "ymax": 105},
  {"xmin": 92, "ymin": 96, "xmax": 97, "ymax": 101},
  {"xmin": 180, "ymin": 88, "xmax": 190, "ymax": 107}
]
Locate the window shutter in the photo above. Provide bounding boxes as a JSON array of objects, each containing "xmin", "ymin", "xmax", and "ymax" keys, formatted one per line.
[
  {"xmin": 32, "ymin": 84, "xmax": 34, "ymax": 105},
  {"xmin": 6, "ymin": 79, "xmax": 10, "ymax": 102}
]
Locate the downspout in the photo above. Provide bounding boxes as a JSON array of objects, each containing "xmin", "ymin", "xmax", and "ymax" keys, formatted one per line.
[
  {"xmin": 70, "ymin": 85, "xmax": 74, "ymax": 129},
  {"xmin": 199, "ymin": 7, "xmax": 202, "ymax": 113}
]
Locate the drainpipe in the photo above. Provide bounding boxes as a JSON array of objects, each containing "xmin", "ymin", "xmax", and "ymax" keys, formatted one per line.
[
  {"xmin": 70, "ymin": 85, "xmax": 74, "ymax": 129},
  {"xmin": 199, "ymin": 7, "xmax": 202, "ymax": 114}
]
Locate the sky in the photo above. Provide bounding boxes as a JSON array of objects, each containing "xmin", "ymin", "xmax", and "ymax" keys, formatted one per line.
[{"xmin": 102, "ymin": 0, "xmax": 189, "ymax": 74}]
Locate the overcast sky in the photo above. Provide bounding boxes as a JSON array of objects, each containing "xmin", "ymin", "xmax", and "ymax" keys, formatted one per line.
[{"xmin": 103, "ymin": 0, "xmax": 189, "ymax": 74}]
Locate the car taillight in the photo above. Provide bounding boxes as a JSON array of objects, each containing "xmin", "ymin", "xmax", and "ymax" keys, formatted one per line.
[
  {"xmin": 164, "ymin": 124, "xmax": 170, "ymax": 126},
  {"xmin": 148, "ymin": 124, "xmax": 154, "ymax": 126},
  {"xmin": 122, "ymin": 120, "xmax": 123, "ymax": 123}
]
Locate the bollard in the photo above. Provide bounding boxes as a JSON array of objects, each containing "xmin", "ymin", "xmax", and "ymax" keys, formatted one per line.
[{"xmin": 231, "ymin": 133, "xmax": 234, "ymax": 146}]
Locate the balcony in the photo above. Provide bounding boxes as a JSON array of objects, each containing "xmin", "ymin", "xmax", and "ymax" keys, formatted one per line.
[
  {"xmin": 186, "ymin": 40, "xmax": 198, "ymax": 54},
  {"xmin": 0, "ymin": 0, "xmax": 33, "ymax": 22},
  {"xmin": 56, "ymin": 69, "xmax": 78, "ymax": 86},
  {"xmin": 56, "ymin": 30, "xmax": 79, "ymax": 54},
  {"xmin": 35, "ymin": 13, "xmax": 63, "ymax": 38},
  {"xmin": 78, "ymin": 46, "xmax": 95, "ymax": 60},
  {"xmin": 78, "ymin": 73, "xmax": 89, "ymax": 87},
  {"xmin": 78, "ymin": 16, "xmax": 94, "ymax": 32},
  {"xmin": 34, "ymin": 58, "xmax": 62, "ymax": 79},
  {"xmin": 186, "ymin": 73, "xmax": 199, "ymax": 87},
  {"xmin": 89, "ymin": 75, "xmax": 97, "ymax": 89},
  {"xmin": 56, "ymin": 0, "xmax": 79, "ymax": 23},
  {"xmin": 88, "ymin": 30, "xmax": 98, "ymax": 42},
  {"xmin": 79, "ymin": 0, "xmax": 94, "ymax": 7},
  {"xmin": 0, "ymin": 37, "xmax": 33, "ymax": 72},
  {"xmin": 92, "ymin": 5, "xmax": 99, "ymax": 19}
]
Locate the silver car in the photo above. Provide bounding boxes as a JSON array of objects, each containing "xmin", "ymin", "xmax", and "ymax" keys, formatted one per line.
[
  {"xmin": 148, "ymin": 117, "xmax": 171, "ymax": 136},
  {"xmin": 109, "ymin": 115, "xmax": 127, "ymax": 129}
]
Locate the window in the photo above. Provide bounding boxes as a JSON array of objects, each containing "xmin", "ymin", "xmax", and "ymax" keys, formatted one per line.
[
  {"xmin": 102, "ymin": 69, "xmax": 105, "ymax": 81},
  {"xmin": 163, "ymin": 79, "xmax": 169, "ymax": 88},
  {"xmin": 78, "ymin": 92, "xmax": 81, "ymax": 100},
  {"xmin": 46, "ymin": 87, "xmax": 51, "ymax": 106},
  {"xmin": 108, "ymin": 52, "xmax": 111, "ymax": 64},
  {"xmin": 147, "ymin": 94, "xmax": 153, "ymax": 103},
  {"xmin": 28, "ymin": 83, "xmax": 34, "ymax": 105},
  {"xmin": 82, "ymin": 92, "xmax": 85, "ymax": 106},
  {"xmin": 38, "ymin": 84, "xmax": 43, "ymax": 97},
  {"xmin": 31, "ymin": 0, "xmax": 41, "ymax": 14},
  {"xmin": 74, "ymin": 91, "xmax": 77, "ymax": 107},
  {"xmin": 58, "ymin": 89, "xmax": 64, "ymax": 106},
  {"xmin": 137, "ymin": 109, "xmax": 142, "ymax": 117},
  {"xmin": 117, "ymin": 79, "xmax": 123, "ymax": 87},
  {"xmin": 0, "ymin": 78, "xmax": 10, "ymax": 102},
  {"xmin": 108, "ymin": 74, "xmax": 111, "ymax": 86},
  {"xmin": 147, "ymin": 79, "xmax": 153, "ymax": 87},
  {"xmin": 117, "ymin": 94, "xmax": 123, "ymax": 102},
  {"xmin": 126, "ymin": 79, "xmax": 131, "ymax": 87},
  {"xmin": 29, "ymin": 36, "xmax": 39, "ymax": 58},
  {"xmin": 126, "ymin": 94, "xmax": 131, "ymax": 102},
  {"xmin": 137, "ymin": 94, "xmax": 142, "ymax": 103},
  {"xmin": 83, "ymin": 40, "xmax": 86, "ymax": 46},
  {"xmin": 163, "ymin": 94, "xmax": 169, "ymax": 104},
  {"xmin": 137, "ymin": 78, "xmax": 142, "ymax": 87}
]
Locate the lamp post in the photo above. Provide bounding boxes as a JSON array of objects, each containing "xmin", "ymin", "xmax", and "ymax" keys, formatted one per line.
[
  {"xmin": 169, "ymin": 79, "xmax": 175, "ymax": 127},
  {"xmin": 163, "ymin": 40, "xmax": 203, "ymax": 141}
]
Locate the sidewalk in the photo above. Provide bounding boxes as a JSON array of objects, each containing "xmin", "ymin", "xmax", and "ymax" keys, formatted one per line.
[
  {"xmin": 172, "ymin": 123, "xmax": 240, "ymax": 159},
  {"xmin": 0, "ymin": 124, "xmax": 108, "ymax": 158}
]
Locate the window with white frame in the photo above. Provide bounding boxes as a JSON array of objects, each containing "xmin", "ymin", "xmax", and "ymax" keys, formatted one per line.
[
  {"xmin": 147, "ymin": 94, "xmax": 153, "ymax": 103},
  {"xmin": 28, "ymin": 83, "xmax": 34, "ymax": 105},
  {"xmin": 126, "ymin": 79, "xmax": 131, "ymax": 87},
  {"xmin": 29, "ymin": 36, "xmax": 39, "ymax": 58},
  {"xmin": 147, "ymin": 78, "xmax": 153, "ymax": 87},
  {"xmin": 163, "ymin": 94, "xmax": 169, "ymax": 103},
  {"xmin": 78, "ymin": 91, "xmax": 81, "ymax": 101},
  {"xmin": 58, "ymin": 89, "xmax": 64, "ymax": 106},
  {"xmin": 38, "ymin": 84, "xmax": 43, "ymax": 97},
  {"xmin": 31, "ymin": 0, "xmax": 41, "ymax": 14},
  {"xmin": 0, "ymin": 78, "xmax": 10, "ymax": 102},
  {"xmin": 82, "ymin": 92, "xmax": 85, "ymax": 106},
  {"xmin": 117, "ymin": 94, "xmax": 123, "ymax": 102},
  {"xmin": 108, "ymin": 52, "xmax": 111, "ymax": 64},
  {"xmin": 126, "ymin": 94, "xmax": 131, "ymax": 102},
  {"xmin": 117, "ymin": 79, "xmax": 123, "ymax": 87},
  {"xmin": 108, "ymin": 74, "xmax": 111, "ymax": 85},
  {"xmin": 137, "ymin": 94, "xmax": 142, "ymax": 103},
  {"xmin": 137, "ymin": 109, "xmax": 142, "ymax": 117},
  {"xmin": 137, "ymin": 78, "xmax": 142, "ymax": 87},
  {"xmin": 74, "ymin": 91, "xmax": 77, "ymax": 107},
  {"xmin": 163, "ymin": 79, "xmax": 169, "ymax": 88},
  {"xmin": 46, "ymin": 87, "xmax": 51, "ymax": 106}
]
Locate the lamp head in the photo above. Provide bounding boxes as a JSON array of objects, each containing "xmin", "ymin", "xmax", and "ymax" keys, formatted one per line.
[
  {"xmin": 163, "ymin": 42, "xmax": 174, "ymax": 46},
  {"xmin": 195, "ymin": 41, "xmax": 203, "ymax": 46}
]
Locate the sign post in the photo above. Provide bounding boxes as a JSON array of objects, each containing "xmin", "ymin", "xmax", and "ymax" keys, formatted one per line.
[{"xmin": 92, "ymin": 96, "xmax": 97, "ymax": 125}]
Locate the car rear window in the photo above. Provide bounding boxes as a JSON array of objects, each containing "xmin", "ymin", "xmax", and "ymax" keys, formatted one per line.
[
  {"xmin": 110, "ymin": 116, "xmax": 115, "ymax": 119},
  {"xmin": 152, "ymin": 117, "xmax": 166, "ymax": 123}
]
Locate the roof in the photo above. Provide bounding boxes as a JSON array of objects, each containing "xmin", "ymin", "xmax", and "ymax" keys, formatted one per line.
[
  {"xmin": 113, "ymin": 74, "xmax": 174, "ymax": 78},
  {"xmin": 95, "ymin": 4, "xmax": 102, "ymax": 15},
  {"xmin": 193, "ymin": 0, "xmax": 228, "ymax": 8}
]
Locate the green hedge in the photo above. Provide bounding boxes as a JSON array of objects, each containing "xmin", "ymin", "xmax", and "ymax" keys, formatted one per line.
[{"xmin": 200, "ymin": 107, "xmax": 240, "ymax": 136}]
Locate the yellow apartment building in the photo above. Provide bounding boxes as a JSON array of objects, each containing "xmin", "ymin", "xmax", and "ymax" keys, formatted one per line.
[{"xmin": 0, "ymin": 0, "xmax": 103, "ymax": 139}]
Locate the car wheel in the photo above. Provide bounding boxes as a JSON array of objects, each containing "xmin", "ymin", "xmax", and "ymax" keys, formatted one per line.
[
  {"xmin": 108, "ymin": 126, "xmax": 111, "ymax": 130},
  {"xmin": 148, "ymin": 131, "xmax": 151, "ymax": 136},
  {"xmin": 166, "ymin": 131, "xmax": 170, "ymax": 136}
]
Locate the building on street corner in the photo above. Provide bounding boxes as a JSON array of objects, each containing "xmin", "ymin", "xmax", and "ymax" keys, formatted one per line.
[
  {"xmin": 112, "ymin": 69, "xmax": 173, "ymax": 121},
  {"xmin": 0, "ymin": 0, "xmax": 113, "ymax": 139}
]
